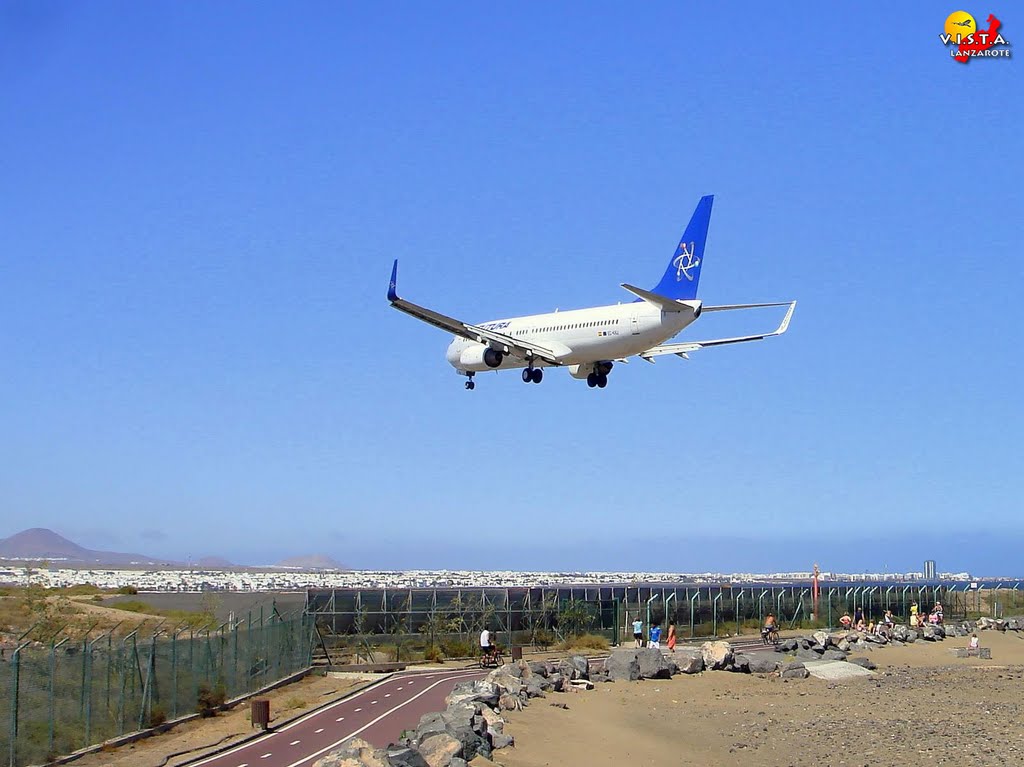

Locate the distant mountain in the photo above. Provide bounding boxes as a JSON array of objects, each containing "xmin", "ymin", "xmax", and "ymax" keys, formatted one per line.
[
  {"xmin": 275, "ymin": 553, "xmax": 348, "ymax": 570},
  {"xmin": 0, "ymin": 528, "xmax": 172, "ymax": 566},
  {"xmin": 195, "ymin": 556, "xmax": 235, "ymax": 569}
]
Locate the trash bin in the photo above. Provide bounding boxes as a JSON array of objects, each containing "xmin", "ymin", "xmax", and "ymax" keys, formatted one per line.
[
  {"xmin": 251, "ymin": 698, "xmax": 270, "ymax": 730},
  {"xmin": 511, "ymin": 646, "xmax": 523, "ymax": 661}
]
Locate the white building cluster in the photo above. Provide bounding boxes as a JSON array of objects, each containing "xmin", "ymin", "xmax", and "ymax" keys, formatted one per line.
[{"xmin": 0, "ymin": 564, "xmax": 976, "ymax": 592}]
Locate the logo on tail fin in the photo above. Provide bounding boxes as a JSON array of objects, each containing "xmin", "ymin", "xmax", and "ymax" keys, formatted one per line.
[{"xmin": 673, "ymin": 242, "xmax": 699, "ymax": 281}]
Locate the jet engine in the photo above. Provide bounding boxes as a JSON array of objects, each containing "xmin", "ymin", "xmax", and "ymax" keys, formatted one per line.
[{"xmin": 460, "ymin": 344, "xmax": 504, "ymax": 368}]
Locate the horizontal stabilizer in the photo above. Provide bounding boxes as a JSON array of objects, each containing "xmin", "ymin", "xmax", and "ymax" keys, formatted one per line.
[
  {"xmin": 640, "ymin": 301, "xmax": 796, "ymax": 360},
  {"xmin": 620, "ymin": 284, "xmax": 699, "ymax": 313},
  {"xmin": 701, "ymin": 301, "xmax": 793, "ymax": 312}
]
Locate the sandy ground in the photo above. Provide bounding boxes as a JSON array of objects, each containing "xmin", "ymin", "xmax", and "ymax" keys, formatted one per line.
[
  {"xmin": 69, "ymin": 673, "xmax": 364, "ymax": 767},
  {"xmin": 495, "ymin": 632, "xmax": 1024, "ymax": 767}
]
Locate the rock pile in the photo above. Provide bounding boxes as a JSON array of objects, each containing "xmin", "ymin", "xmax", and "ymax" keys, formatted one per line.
[{"xmin": 313, "ymin": 656, "xmax": 592, "ymax": 767}]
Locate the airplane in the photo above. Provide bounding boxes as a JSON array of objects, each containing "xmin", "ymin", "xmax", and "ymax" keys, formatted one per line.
[{"xmin": 387, "ymin": 195, "xmax": 796, "ymax": 390}]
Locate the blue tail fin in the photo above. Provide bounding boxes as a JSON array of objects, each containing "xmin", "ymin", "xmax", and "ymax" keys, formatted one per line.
[{"xmin": 649, "ymin": 195, "xmax": 714, "ymax": 300}]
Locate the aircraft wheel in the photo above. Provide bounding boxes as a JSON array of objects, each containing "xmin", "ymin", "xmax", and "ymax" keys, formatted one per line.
[
  {"xmin": 531, "ymin": 369, "xmax": 543, "ymax": 384},
  {"xmin": 597, "ymin": 374, "xmax": 608, "ymax": 388},
  {"xmin": 522, "ymin": 369, "xmax": 533, "ymax": 383},
  {"xmin": 465, "ymin": 381, "xmax": 475, "ymax": 390},
  {"xmin": 586, "ymin": 373, "xmax": 597, "ymax": 388}
]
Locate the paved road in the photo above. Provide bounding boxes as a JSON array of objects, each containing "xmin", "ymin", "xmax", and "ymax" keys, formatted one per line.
[
  {"xmin": 186, "ymin": 668, "xmax": 485, "ymax": 767},
  {"xmin": 185, "ymin": 643, "xmax": 776, "ymax": 767}
]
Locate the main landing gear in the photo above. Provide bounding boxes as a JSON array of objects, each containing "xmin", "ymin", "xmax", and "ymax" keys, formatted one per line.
[
  {"xmin": 586, "ymin": 361, "xmax": 613, "ymax": 389},
  {"xmin": 464, "ymin": 372, "xmax": 476, "ymax": 390},
  {"xmin": 521, "ymin": 368, "xmax": 543, "ymax": 384}
]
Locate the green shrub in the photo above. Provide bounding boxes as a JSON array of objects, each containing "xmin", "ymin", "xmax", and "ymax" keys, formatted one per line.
[
  {"xmin": 423, "ymin": 645, "xmax": 444, "ymax": 663},
  {"xmin": 146, "ymin": 705, "xmax": 167, "ymax": 728},
  {"xmin": 60, "ymin": 584, "xmax": 104, "ymax": 596},
  {"xmin": 196, "ymin": 682, "xmax": 227, "ymax": 717},
  {"xmin": 439, "ymin": 638, "xmax": 475, "ymax": 658},
  {"xmin": 111, "ymin": 599, "xmax": 153, "ymax": 614},
  {"xmin": 553, "ymin": 633, "xmax": 609, "ymax": 652},
  {"xmin": 116, "ymin": 585, "xmax": 139, "ymax": 595},
  {"xmin": 531, "ymin": 629, "xmax": 555, "ymax": 649}
]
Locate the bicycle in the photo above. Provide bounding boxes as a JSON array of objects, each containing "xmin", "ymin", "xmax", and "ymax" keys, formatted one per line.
[
  {"xmin": 478, "ymin": 645, "xmax": 504, "ymax": 668},
  {"xmin": 761, "ymin": 627, "xmax": 780, "ymax": 646}
]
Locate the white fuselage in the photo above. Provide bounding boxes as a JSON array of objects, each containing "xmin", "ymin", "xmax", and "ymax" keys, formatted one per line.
[{"xmin": 445, "ymin": 300, "xmax": 700, "ymax": 374}]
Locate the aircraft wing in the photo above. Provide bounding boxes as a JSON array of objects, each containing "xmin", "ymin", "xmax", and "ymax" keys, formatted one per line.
[
  {"xmin": 639, "ymin": 301, "xmax": 796, "ymax": 361},
  {"xmin": 387, "ymin": 260, "xmax": 565, "ymax": 366}
]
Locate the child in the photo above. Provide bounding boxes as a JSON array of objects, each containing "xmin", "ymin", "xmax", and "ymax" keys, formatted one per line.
[{"xmin": 649, "ymin": 623, "xmax": 662, "ymax": 650}]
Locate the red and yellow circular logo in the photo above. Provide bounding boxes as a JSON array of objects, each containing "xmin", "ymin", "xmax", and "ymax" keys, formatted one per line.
[{"xmin": 944, "ymin": 11, "xmax": 977, "ymax": 38}]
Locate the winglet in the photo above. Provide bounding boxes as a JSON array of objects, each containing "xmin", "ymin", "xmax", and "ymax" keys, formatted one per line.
[
  {"xmin": 388, "ymin": 259, "xmax": 399, "ymax": 302},
  {"xmin": 777, "ymin": 300, "xmax": 796, "ymax": 335}
]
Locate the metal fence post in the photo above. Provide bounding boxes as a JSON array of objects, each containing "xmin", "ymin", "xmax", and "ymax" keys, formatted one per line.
[
  {"xmin": 119, "ymin": 629, "xmax": 139, "ymax": 736},
  {"xmin": 712, "ymin": 592, "xmax": 723, "ymax": 637},
  {"xmin": 10, "ymin": 641, "xmax": 30, "ymax": 767},
  {"xmin": 756, "ymin": 589, "xmax": 768, "ymax": 627},
  {"xmin": 49, "ymin": 637, "xmax": 69, "ymax": 756},
  {"xmin": 689, "ymin": 591, "xmax": 699, "ymax": 638},
  {"xmin": 664, "ymin": 593, "xmax": 676, "ymax": 638}
]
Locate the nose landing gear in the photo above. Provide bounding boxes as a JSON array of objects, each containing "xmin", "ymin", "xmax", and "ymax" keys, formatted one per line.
[{"xmin": 464, "ymin": 372, "xmax": 476, "ymax": 390}]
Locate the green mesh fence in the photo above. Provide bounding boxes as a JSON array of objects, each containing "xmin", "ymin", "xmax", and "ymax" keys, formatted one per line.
[{"xmin": 1, "ymin": 615, "xmax": 315, "ymax": 767}]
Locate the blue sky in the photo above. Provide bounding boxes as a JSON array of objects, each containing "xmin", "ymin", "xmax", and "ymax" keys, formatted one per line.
[{"xmin": 1, "ymin": 2, "xmax": 1021, "ymax": 574}]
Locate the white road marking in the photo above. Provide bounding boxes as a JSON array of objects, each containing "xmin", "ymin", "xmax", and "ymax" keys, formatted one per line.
[
  {"xmin": 314, "ymin": 728, "xmax": 324, "ymax": 733},
  {"xmin": 384, "ymin": 693, "xmax": 391, "ymax": 698},
  {"xmin": 260, "ymin": 755, "xmax": 272, "ymax": 760},
  {"xmin": 281, "ymin": 670, "xmax": 485, "ymax": 767},
  {"xmin": 354, "ymin": 707, "xmax": 362, "ymax": 712},
  {"xmin": 336, "ymin": 716, "xmax": 345, "ymax": 722},
  {"xmin": 290, "ymin": 740, "xmax": 301, "ymax": 746},
  {"xmin": 396, "ymin": 686, "xmax": 403, "ymax": 690},
  {"xmin": 371, "ymin": 700, "xmax": 378, "ymax": 704},
  {"xmin": 188, "ymin": 670, "xmax": 474, "ymax": 767}
]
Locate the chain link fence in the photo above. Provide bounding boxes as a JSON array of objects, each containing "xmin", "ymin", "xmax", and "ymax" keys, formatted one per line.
[{"xmin": 1, "ymin": 614, "xmax": 315, "ymax": 767}]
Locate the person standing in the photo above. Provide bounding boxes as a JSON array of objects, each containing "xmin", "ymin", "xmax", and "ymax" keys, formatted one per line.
[
  {"xmin": 649, "ymin": 623, "xmax": 662, "ymax": 650},
  {"xmin": 667, "ymin": 621, "xmax": 677, "ymax": 652},
  {"xmin": 632, "ymin": 617, "xmax": 643, "ymax": 648}
]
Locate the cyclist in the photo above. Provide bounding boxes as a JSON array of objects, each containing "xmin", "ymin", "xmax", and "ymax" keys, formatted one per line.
[
  {"xmin": 480, "ymin": 627, "xmax": 494, "ymax": 663},
  {"xmin": 762, "ymin": 612, "xmax": 778, "ymax": 642}
]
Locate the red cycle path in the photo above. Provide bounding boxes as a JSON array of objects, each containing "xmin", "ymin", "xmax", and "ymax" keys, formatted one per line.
[{"xmin": 185, "ymin": 668, "xmax": 485, "ymax": 767}]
